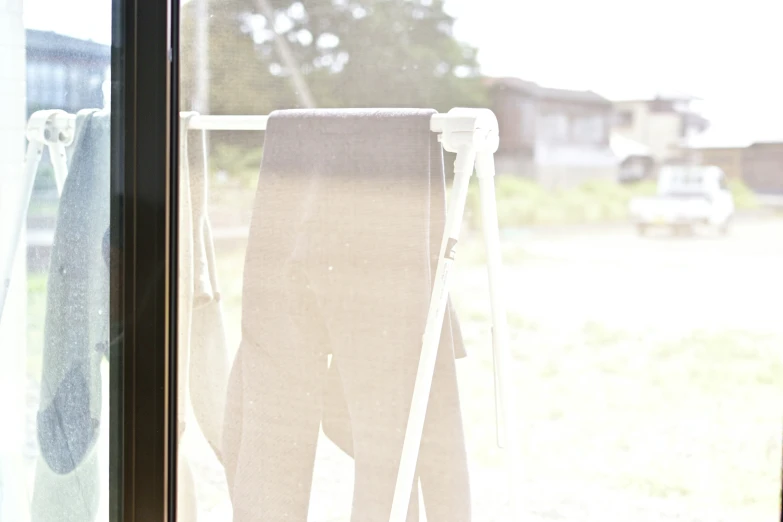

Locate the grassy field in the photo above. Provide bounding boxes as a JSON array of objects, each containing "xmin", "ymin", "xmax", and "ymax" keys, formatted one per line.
[
  {"xmin": 465, "ymin": 176, "xmax": 760, "ymax": 229},
  {"xmin": 186, "ymin": 236, "xmax": 783, "ymax": 521},
  {"xmin": 204, "ymin": 173, "xmax": 761, "ymax": 231},
  {"xmin": 452, "ymin": 238, "xmax": 781, "ymax": 522},
  {"xmin": 22, "ymin": 211, "xmax": 782, "ymax": 521},
  {"xmin": 26, "ymin": 272, "xmax": 47, "ymax": 383}
]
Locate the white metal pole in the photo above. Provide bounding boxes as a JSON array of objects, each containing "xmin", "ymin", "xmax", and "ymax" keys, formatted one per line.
[
  {"xmin": 476, "ymin": 152, "xmax": 520, "ymax": 519},
  {"xmin": 389, "ymin": 147, "xmax": 476, "ymax": 522},
  {"xmin": 475, "ymin": 152, "xmax": 510, "ymax": 448},
  {"xmin": 49, "ymin": 142, "xmax": 68, "ymax": 196},
  {"xmin": 193, "ymin": 0, "xmax": 210, "ymax": 115},
  {"xmin": 0, "ymin": 141, "xmax": 43, "ymax": 333},
  {"xmin": 188, "ymin": 114, "xmax": 268, "ymax": 131}
]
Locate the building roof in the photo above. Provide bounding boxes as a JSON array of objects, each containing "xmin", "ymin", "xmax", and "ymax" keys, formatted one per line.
[
  {"xmin": 604, "ymin": 89, "xmax": 703, "ymax": 104},
  {"xmin": 685, "ymin": 141, "xmax": 751, "ymax": 150},
  {"xmin": 485, "ymin": 77, "xmax": 611, "ymax": 105},
  {"xmin": 26, "ymin": 29, "xmax": 111, "ymax": 60},
  {"xmin": 484, "ymin": 77, "xmax": 539, "ymax": 98},
  {"xmin": 747, "ymin": 141, "xmax": 783, "ymax": 147},
  {"xmin": 537, "ymin": 85, "xmax": 610, "ymax": 104}
]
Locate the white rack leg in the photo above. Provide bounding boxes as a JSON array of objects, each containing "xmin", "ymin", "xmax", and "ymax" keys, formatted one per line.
[
  {"xmin": 475, "ymin": 153, "xmax": 509, "ymax": 448},
  {"xmin": 0, "ymin": 142, "xmax": 40, "ymax": 522},
  {"xmin": 476, "ymin": 152, "xmax": 519, "ymax": 519},
  {"xmin": 0, "ymin": 140, "xmax": 45, "ymax": 325},
  {"xmin": 389, "ymin": 147, "xmax": 477, "ymax": 522},
  {"xmin": 50, "ymin": 142, "xmax": 69, "ymax": 196},
  {"xmin": 0, "ymin": 227, "xmax": 31, "ymax": 522}
]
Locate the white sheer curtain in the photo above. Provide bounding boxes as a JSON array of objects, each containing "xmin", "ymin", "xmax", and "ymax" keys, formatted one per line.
[{"xmin": 0, "ymin": 1, "xmax": 31, "ymax": 519}]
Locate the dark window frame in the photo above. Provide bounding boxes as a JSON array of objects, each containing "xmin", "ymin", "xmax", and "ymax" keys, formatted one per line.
[
  {"xmin": 615, "ymin": 109, "xmax": 633, "ymax": 127},
  {"xmin": 110, "ymin": 0, "xmax": 180, "ymax": 519}
]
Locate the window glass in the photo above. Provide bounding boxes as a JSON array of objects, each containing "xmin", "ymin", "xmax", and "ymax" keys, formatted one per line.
[
  {"xmin": 39, "ymin": 65, "xmax": 52, "ymax": 105},
  {"xmin": 571, "ymin": 115, "xmax": 605, "ymax": 145},
  {"xmin": 27, "ymin": 62, "xmax": 40, "ymax": 106},
  {"xmin": 519, "ymin": 98, "xmax": 536, "ymax": 142},
  {"xmin": 177, "ymin": 1, "xmax": 783, "ymax": 521},
  {"xmin": 615, "ymin": 109, "xmax": 634, "ymax": 127},
  {"xmin": 539, "ymin": 112, "xmax": 570, "ymax": 143},
  {"xmin": 0, "ymin": 2, "xmax": 120, "ymax": 521},
  {"xmin": 53, "ymin": 65, "xmax": 67, "ymax": 107},
  {"xmin": 69, "ymin": 69, "xmax": 82, "ymax": 108}
]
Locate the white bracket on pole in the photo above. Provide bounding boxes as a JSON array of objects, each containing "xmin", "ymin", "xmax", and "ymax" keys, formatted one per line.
[
  {"xmin": 389, "ymin": 108, "xmax": 517, "ymax": 522},
  {"xmin": 0, "ymin": 110, "xmax": 75, "ymax": 326}
]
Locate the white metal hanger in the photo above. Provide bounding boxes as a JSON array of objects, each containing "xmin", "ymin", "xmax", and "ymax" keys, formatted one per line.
[{"xmin": 2, "ymin": 107, "xmax": 518, "ymax": 521}]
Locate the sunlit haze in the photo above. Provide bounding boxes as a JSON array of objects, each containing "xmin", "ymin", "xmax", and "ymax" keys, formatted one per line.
[{"xmin": 23, "ymin": 0, "xmax": 783, "ymax": 145}]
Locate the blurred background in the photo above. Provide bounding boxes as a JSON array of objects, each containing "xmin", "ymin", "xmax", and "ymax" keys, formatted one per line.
[
  {"xmin": 9, "ymin": 0, "xmax": 783, "ymax": 520},
  {"xmin": 21, "ymin": 0, "xmax": 783, "ymax": 233}
]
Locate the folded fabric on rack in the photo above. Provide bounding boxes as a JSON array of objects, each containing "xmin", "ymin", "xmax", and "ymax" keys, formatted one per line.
[
  {"xmin": 224, "ymin": 108, "xmax": 471, "ymax": 522},
  {"xmin": 31, "ymin": 109, "xmax": 107, "ymax": 522}
]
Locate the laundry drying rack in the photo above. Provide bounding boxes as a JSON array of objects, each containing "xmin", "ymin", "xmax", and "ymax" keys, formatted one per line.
[{"xmin": 0, "ymin": 107, "xmax": 518, "ymax": 521}]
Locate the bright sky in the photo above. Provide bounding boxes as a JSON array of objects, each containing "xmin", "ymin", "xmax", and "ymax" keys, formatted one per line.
[
  {"xmin": 23, "ymin": 0, "xmax": 783, "ymax": 145},
  {"xmin": 447, "ymin": 0, "xmax": 783, "ymax": 145}
]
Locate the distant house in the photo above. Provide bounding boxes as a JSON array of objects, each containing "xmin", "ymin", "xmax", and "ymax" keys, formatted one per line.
[
  {"xmin": 610, "ymin": 133, "xmax": 655, "ymax": 183},
  {"xmin": 681, "ymin": 139, "xmax": 783, "ymax": 194},
  {"xmin": 486, "ymin": 77, "xmax": 617, "ymax": 187},
  {"xmin": 688, "ymin": 146, "xmax": 745, "ymax": 180},
  {"xmin": 612, "ymin": 93, "xmax": 709, "ymax": 165},
  {"xmin": 25, "ymin": 29, "xmax": 110, "ymax": 117}
]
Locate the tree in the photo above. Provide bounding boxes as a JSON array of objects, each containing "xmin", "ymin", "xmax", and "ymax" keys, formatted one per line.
[
  {"xmin": 180, "ymin": 0, "xmax": 487, "ymax": 114},
  {"xmin": 181, "ymin": 3, "xmax": 299, "ymax": 115}
]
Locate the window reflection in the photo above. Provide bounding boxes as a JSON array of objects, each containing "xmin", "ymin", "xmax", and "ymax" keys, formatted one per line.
[{"xmin": 0, "ymin": 12, "xmax": 117, "ymax": 522}]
